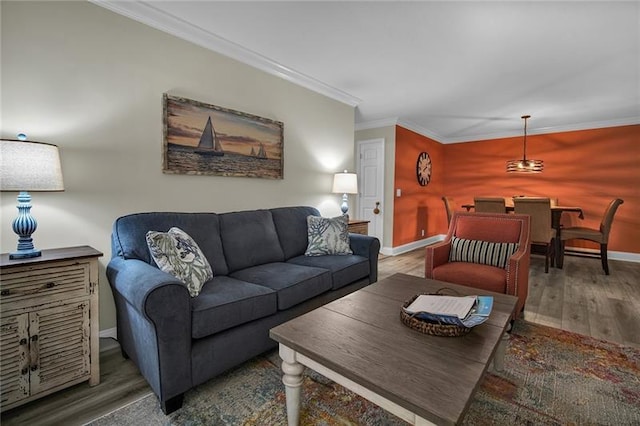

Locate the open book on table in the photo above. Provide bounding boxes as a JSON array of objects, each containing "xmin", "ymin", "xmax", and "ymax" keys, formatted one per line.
[{"xmin": 403, "ymin": 294, "xmax": 494, "ymax": 328}]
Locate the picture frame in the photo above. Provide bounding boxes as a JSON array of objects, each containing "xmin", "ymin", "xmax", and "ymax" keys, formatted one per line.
[{"xmin": 163, "ymin": 94, "xmax": 284, "ymax": 179}]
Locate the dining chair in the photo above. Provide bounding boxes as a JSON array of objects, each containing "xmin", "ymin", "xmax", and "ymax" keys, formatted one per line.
[
  {"xmin": 474, "ymin": 197, "xmax": 507, "ymax": 213},
  {"xmin": 442, "ymin": 196, "xmax": 455, "ymax": 225},
  {"xmin": 559, "ymin": 198, "xmax": 624, "ymax": 275},
  {"xmin": 513, "ymin": 197, "xmax": 556, "ymax": 273}
]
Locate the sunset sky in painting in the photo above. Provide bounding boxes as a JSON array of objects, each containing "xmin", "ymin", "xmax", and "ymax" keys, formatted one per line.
[{"xmin": 165, "ymin": 96, "xmax": 283, "ymax": 159}]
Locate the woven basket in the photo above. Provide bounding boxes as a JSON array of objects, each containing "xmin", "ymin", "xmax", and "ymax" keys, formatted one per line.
[{"xmin": 400, "ymin": 293, "xmax": 471, "ymax": 337}]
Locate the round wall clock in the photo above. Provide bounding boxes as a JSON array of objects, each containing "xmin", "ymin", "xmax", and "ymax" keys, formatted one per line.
[{"xmin": 416, "ymin": 152, "xmax": 432, "ymax": 186}]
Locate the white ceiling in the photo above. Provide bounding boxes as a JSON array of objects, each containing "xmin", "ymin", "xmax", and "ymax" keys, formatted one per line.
[{"xmin": 94, "ymin": 1, "xmax": 639, "ymax": 143}]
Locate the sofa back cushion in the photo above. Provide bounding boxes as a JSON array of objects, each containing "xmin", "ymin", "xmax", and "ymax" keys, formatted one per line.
[
  {"xmin": 219, "ymin": 209, "xmax": 285, "ymax": 272},
  {"xmin": 112, "ymin": 212, "xmax": 229, "ymax": 276},
  {"xmin": 270, "ymin": 206, "xmax": 320, "ymax": 259}
]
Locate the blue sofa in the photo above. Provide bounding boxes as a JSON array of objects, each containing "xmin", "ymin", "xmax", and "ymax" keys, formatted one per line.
[{"xmin": 107, "ymin": 206, "xmax": 380, "ymax": 414}]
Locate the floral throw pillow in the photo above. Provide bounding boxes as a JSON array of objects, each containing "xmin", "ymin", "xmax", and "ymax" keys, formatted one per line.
[
  {"xmin": 305, "ymin": 215, "xmax": 353, "ymax": 256},
  {"xmin": 146, "ymin": 227, "xmax": 213, "ymax": 297}
]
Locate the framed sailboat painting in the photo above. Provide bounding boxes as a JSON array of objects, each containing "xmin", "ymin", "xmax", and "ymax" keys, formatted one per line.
[{"xmin": 162, "ymin": 94, "xmax": 284, "ymax": 179}]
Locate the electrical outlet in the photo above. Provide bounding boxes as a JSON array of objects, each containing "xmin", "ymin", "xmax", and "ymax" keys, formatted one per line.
[
  {"xmin": 421, "ymin": 230, "xmax": 425, "ymax": 237},
  {"xmin": 396, "ymin": 188, "xmax": 401, "ymax": 197}
]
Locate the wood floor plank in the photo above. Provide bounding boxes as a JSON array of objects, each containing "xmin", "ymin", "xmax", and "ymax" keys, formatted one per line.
[
  {"xmin": 587, "ymin": 313, "xmax": 625, "ymax": 344},
  {"xmin": 561, "ymin": 302, "xmax": 592, "ymax": 336},
  {"xmin": 533, "ymin": 280, "xmax": 564, "ymax": 326},
  {"xmin": 608, "ymin": 298, "xmax": 640, "ymax": 347}
]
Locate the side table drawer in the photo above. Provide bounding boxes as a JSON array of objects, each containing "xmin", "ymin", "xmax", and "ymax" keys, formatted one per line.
[
  {"xmin": 0, "ymin": 261, "xmax": 91, "ymax": 311},
  {"xmin": 347, "ymin": 221, "xmax": 369, "ymax": 235}
]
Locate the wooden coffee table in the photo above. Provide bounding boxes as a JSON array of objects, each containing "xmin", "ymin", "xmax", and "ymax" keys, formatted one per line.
[{"xmin": 269, "ymin": 273, "xmax": 518, "ymax": 426}]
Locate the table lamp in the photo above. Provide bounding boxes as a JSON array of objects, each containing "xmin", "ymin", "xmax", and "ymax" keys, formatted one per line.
[
  {"xmin": 0, "ymin": 136, "xmax": 64, "ymax": 259},
  {"xmin": 332, "ymin": 170, "xmax": 358, "ymax": 215}
]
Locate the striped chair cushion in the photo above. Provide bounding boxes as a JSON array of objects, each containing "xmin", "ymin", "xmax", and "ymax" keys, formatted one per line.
[{"xmin": 449, "ymin": 236, "xmax": 519, "ymax": 269}]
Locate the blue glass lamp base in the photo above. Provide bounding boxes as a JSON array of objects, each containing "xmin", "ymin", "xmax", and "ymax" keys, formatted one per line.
[
  {"xmin": 10, "ymin": 248, "xmax": 42, "ymax": 260},
  {"xmin": 10, "ymin": 191, "xmax": 42, "ymax": 260},
  {"xmin": 341, "ymin": 193, "xmax": 349, "ymax": 215}
]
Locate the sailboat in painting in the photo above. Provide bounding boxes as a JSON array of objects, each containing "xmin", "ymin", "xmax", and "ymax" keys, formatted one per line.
[
  {"xmin": 256, "ymin": 143, "xmax": 268, "ymax": 159},
  {"xmin": 195, "ymin": 116, "xmax": 224, "ymax": 156}
]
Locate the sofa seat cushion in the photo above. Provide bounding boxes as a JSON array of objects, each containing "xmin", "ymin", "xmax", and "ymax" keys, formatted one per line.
[
  {"xmin": 191, "ymin": 276, "xmax": 277, "ymax": 338},
  {"xmin": 432, "ymin": 262, "xmax": 506, "ymax": 294},
  {"xmin": 230, "ymin": 263, "xmax": 331, "ymax": 310},
  {"xmin": 287, "ymin": 255, "xmax": 369, "ymax": 290}
]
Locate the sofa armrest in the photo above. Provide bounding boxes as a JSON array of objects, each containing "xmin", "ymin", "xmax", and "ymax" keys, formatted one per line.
[
  {"xmin": 349, "ymin": 233, "xmax": 381, "ymax": 283},
  {"xmin": 106, "ymin": 257, "xmax": 192, "ymax": 403},
  {"xmin": 424, "ymin": 240, "xmax": 451, "ymax": 278},
  {"xmin": 107, "ymin": 257, "xmax": 188, "ymax": 315}
]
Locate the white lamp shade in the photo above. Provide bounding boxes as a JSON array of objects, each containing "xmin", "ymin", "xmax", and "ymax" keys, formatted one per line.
[
  {"xmin": 332, "ymin": 171, "xmax": 358, "ymax": 194},
  {"xmin": 0, "ymin": 140, "xmax": 64, "ymax": 191}
]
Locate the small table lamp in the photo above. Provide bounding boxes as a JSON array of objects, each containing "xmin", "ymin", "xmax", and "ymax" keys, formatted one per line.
[
  {"xmin": 332, "ymin": 170, "xmax": 358, "ymax": 215},
  {"xmin": 0, "ymin": 137, "xmax": 65, "ymax": 259}
]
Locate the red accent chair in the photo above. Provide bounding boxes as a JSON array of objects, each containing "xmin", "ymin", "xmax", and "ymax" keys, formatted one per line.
[{"xmin": 425, "ymin": 212, "xmax": 531, "ymax": 318}]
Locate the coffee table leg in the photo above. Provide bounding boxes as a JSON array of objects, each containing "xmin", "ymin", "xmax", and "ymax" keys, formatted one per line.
[
  {"xmin": 280, "ymin": 344, "xmax": 304, "ymax": 426},
  {"xmin": 493, "ymin": 331, "xmax": 510, "ymax": 372}
]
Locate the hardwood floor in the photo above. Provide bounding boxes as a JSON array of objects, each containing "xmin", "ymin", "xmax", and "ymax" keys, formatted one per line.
[{"xmin": 2, "ymin": 250, "xmax": 639, "ymax": 425}]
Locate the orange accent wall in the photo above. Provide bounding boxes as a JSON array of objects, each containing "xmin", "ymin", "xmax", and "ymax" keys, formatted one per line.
[
  {"xmin": 393, "ymin": 126, "xmax": 444, "ymax": 246},
  {"xmin": 393, "ymin": 124, "xmax": 640, "ymax": 254}
]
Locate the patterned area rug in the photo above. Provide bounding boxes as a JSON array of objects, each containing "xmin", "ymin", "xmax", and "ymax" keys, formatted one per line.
[{"xmin": 88, "ymin": 321, "xmax": 640, "ymax": 425}]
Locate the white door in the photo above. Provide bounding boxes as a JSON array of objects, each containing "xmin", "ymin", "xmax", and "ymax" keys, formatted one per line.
[{"xmin": 356, "ymin": 138, "xmax": 384, "ymax": 241}]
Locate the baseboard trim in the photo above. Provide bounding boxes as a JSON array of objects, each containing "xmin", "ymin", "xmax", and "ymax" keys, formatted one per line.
[
  {"xmin": 381, "ymin": 235, "xmax": 445, "ymax": 256},
  {"xmin": 564, "ymin": 247, "xmax": 640, "ymax": 263},
  {"xmin": 100, "ymin": 327, "xmax": 117, "ymax": 340}
]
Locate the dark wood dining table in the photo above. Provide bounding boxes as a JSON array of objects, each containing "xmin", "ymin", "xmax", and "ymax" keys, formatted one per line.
[{"xmin": 459, "ymin": 203, "xmax": 584, "ymax": 267}]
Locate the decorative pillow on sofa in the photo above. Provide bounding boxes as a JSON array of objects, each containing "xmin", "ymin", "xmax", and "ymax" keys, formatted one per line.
[
  {"xmin": 449, "ymin": 236, "xmax": 519, "ymax": 269},
  {"xmin": 146, "ymin": 227, "xmax": 213, "ymax": 297},
  {"xmin": 305, "ymin": 215, "xmax": 353, "ymax": 256}
]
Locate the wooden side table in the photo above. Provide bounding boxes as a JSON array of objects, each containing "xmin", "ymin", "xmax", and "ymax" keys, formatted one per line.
[
  {"xmin": 0, "ymin": 246, "xmax": 103, "ymax": 412},
  {"xmin": 347, "ymin": 219, "xmax": 370, "ymax": 235}
]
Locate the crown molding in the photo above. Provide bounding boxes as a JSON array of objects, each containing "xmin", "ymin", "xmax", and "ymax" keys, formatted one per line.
[
  {"xmin": 355, "ymin": 117, "xmax": 445, "ymax": 141},
  {"xmin": 446, "ymin": 116, "xmax": 640, "ymax": 144},
  {"xmin": 357, "ymin": 116, "xmax": 640, "ymax": 144},
  {"xmin": 89, "ymin": 0, "xmax": 361, "ymax": 107},
  {"xmin": 354, "ymin": 117, "xmax": 399, "ymax": 131},
  {"xmin": 396, "ymin": 118, "xmax": 446, "ymax": 142}
]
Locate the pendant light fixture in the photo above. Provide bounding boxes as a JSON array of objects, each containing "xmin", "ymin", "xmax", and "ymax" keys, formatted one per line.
[{"xmin": 506, "ymin": 115, "xmax": 543, "ymax": 173}]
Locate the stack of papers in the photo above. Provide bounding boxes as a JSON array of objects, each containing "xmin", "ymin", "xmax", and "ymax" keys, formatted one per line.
[{"xmin": 403, "ymin": 295, "xmax": 493, "ymax": 328}]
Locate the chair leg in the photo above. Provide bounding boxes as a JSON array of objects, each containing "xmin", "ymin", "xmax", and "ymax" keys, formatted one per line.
[
  {"xmin": 601, "ymin": 243, "xmax": 609, "ymax": 275},
  {"xmin": 544, "ymin": 244, "xmax": 550, "ymax": 273}
]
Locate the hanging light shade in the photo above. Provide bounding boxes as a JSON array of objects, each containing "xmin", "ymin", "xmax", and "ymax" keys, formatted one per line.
[{"xmin": 506, "ymin": 115, "xmax": 543, "ymax": 173}]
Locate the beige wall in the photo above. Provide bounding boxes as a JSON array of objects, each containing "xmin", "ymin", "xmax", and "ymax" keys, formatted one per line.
[
  {"xmin": 355, "ymin": 126, "xmax": 395, "ymax": 251},
  {"xmin": 1, "ymin": 1, "xmax": 356, "ymax": 331}
]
